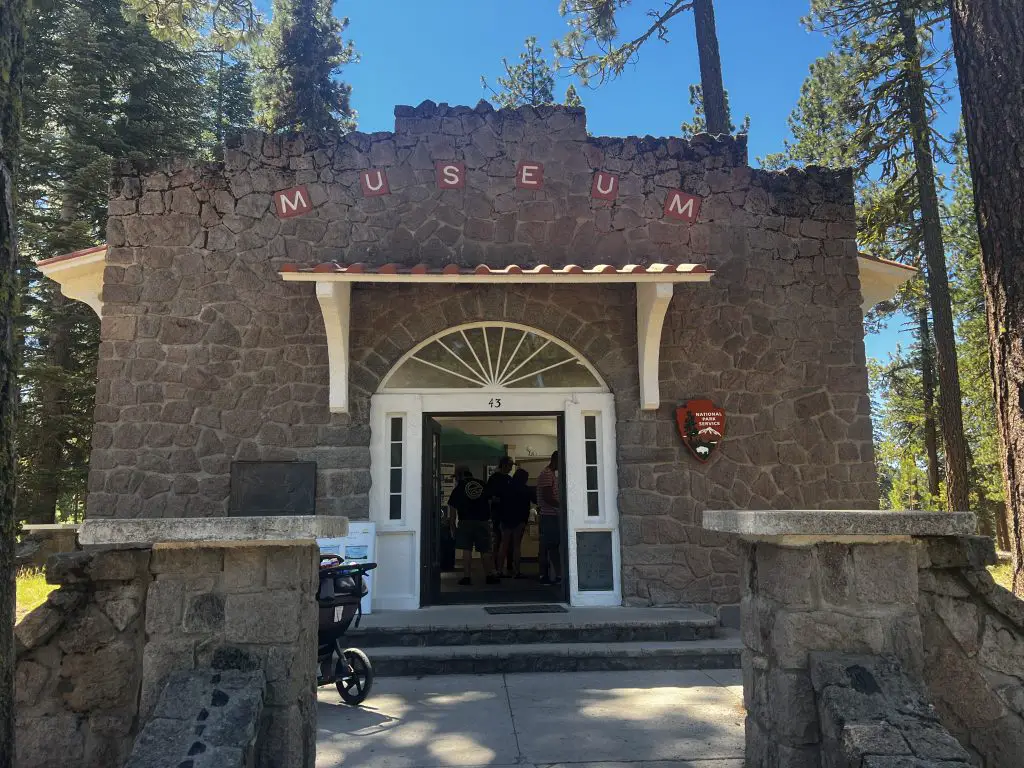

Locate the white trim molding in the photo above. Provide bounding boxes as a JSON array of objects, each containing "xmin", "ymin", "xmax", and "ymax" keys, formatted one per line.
[
  {"xmin": 636, "ymin": 282, "xmax": 674, "ymax": 411},
  {"xmin": 315, "ymin": 281, "xmax": 351, "ymax": 413},
  {"xmin": 36, "ymin": 246, "xmax": 106, "ymax": 317},
  {"xmin": 857, "ymin": 254, "xmax": 917, "ymax": 312}
]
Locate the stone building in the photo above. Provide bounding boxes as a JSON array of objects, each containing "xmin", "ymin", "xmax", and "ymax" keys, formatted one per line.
[{"xmin": 40, "ymin": 101, "xmax": 913, "ymax": 617}]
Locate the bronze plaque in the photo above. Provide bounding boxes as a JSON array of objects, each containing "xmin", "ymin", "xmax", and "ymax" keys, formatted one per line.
[{"xmin": 229, "ymin": 461, "xmax": 317, "ymax": 517}]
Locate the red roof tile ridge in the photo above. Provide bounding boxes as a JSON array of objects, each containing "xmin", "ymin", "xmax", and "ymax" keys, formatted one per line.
[{"xmin": 37, "ymin": 244, "xmax": 107, "ymax": 267}]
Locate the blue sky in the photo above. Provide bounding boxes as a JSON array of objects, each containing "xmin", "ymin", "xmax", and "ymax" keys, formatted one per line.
[{"xmin": 337, "ymin": 0, "xmax": 961, "ymax": 364}]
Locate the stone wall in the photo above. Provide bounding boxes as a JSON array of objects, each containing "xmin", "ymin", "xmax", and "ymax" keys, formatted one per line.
[
  {"xmin": 15, "ymin": 544, "xmax": 318, "ymax": 768},
  {"xmin": 124, "ymin": 669, "xmax": 265, "ymax": 768},
  {"xmin": 15, "ymin": 549, "xmax": 151, "ymax": 768},
  {"xmin": 142, "ymin": 544, "xmax": 319, "ymax": 768},
  {"xmin": 812, "ymin": 653, "xmax": 973, "ymax": 767},
  {"xmin": 918, "ymin": 536, "xmax": 1024, "ymax": 767},
  {"xmin": 92, "ymin": 101, "xmax": 877, "ymax": 608},
  {"xmin": 741, "ymin": 539, "xmax": 925, "ymax": 766}
]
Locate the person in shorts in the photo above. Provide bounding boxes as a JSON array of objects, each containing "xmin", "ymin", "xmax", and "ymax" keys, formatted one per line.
[
  {"xmin": 536, "ymin": 451, "xmax": 563, "ymax": 585},
  {"xmin": 448, "ymin": 469, "xmax": 500, "ymax": 586},
  {"xmin": 485, "ymin": 456, "xmax": 515, "ymax": 573},
  {"xmin": 497, "ymin": 467, "xmax": 532, "ymax": 579}
]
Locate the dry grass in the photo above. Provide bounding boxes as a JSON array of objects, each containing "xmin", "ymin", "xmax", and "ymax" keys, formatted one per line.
[
  {"xmin": 989, "ymin": 562, "xmax": 1014, "ymax": 591},
  {"xmin": 15, "ymin": 568, "xmax": 55, "ymax": 624}
]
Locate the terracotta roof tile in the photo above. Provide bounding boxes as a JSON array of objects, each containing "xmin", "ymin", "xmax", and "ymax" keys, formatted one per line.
[
  {"xmin": 37, "ymin": 244, "xmax": 106, "ymax": 267},
  {"xmin": 280, "ymin": 262, "xmax": 712, "ymax": 276}
]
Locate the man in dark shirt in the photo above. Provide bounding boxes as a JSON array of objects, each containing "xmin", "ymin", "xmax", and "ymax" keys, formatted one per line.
[
  {"xmin": 485, "ymin": 456, "xmax": 514, "ymax": 574},
  {"xmin": 448, "ymin": 469, "xmax": 500, "ymax": 585}
]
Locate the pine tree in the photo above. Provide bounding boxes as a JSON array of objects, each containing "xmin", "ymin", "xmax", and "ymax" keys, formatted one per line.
[
  {"xmin": 483, "ymin": 37, "xmax": 586, "ymax": 109},
  {"xmin": 0, "ymin": 0, "xmax": 26, "ymax": 755},
  {"xmin": 945, "ymin": 135, "xmax": 1007, "ymax": 547},
  {"xmin": 792, "ymin": 0, "xmax": 970, "ymax": 513},
  {"xmin": 555, "ymin": 0, "xmax": 730, "ymax": 133},
  {"xmin": 679, "ymin": 84, "xmax": 749, "ymax": 138},
  {"xmin": 200, "ymin": 49, "xmax": 256, "ymax": 151},
  {"xmin": 949, "ymin": 0, "xmax": 1024, "ymax": 596},
  {"xmin": 0, "ymin": 0, "xmax": 260, "ymax": 753},
  {"xmin": 253, "ymin": 0, "xmax": 357, "ymax": 134},
  {"xmin": 15, "ymin": 0, "xmax": 209, "ymax": 527}
]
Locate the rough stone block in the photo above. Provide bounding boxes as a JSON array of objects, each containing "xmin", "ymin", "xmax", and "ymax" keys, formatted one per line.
[
  {"xmin": 145, "ymin": 578, "xmax": 186, "ymax": 635},
  {"xmin": 86, "ymin": 548, "xmax": 151, "ymax": 582},
  {"xmin": 754, "ymin": 544, "xmax": 814, "ymax": 606},
  {"xmin": 151, "ymin": 546, "xmax": 225, "ymax": 574},
  {"xmin": 223, "ymin": 547, "xmax": 268, "ymax": 592},
  {"xmin": 61, "ymin": 642, "xmax": 139, "ymax": 712},
  {"xmin": 767, "ymin": 668, "xmax": 819, "ymax": 744},
  {"xmin": 183, "ymin": 592, "xmax": 226, "ymax": 634},
  {"xmin": 924, "ymin": 535, "xmax": 998, "ymax": 569},
  {"xmin": 978, "ymin": 614, "xmax": 1024, "ymax": 678},
  {"xmin": 225, "ymin": 591, "xmax": 302, "ymax": 644},
  {"xmin": 852, "ymin": 543, "xmax": 917, "ymax": 604},
  {"xmin": 15, "ymin": 713, "xmax": 86, "ymax": 768},
  {"xmin": 265, "ymin": 545, "xmax": 315, "ymax": 590},
  {"xmin": 773, "ymin": 611, "xmax": 886, "ymax": 670},
  {"xmin": 140, "ymin": 637, "xmax": 196, "ymax": 721},
  {"xmin": 15, "ymin": 602, "xmax": 67, "ymax": 652}
]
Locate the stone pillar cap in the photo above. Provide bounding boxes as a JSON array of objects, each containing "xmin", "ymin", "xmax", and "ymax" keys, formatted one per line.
[
  {"xmin": 79, "ymin": 515, "xmax": 348, "ymax": 547},
  {"xmin": 702, "ymin": 509, "xmax": 976, "ymax": 542}
]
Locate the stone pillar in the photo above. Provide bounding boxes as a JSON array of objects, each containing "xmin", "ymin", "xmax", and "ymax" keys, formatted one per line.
[
  {"xmin": 78, "ymin": 515, "xmax": 347, "ymax": 768},
  {"xmin": 702, "ymin": 509, "xmax": 976, "ymax": 768}
]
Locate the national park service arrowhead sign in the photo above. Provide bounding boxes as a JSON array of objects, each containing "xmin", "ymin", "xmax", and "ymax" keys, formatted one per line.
[{"xmin": 676, "ymin": 399, "xmax": 725, "ymax": 463}]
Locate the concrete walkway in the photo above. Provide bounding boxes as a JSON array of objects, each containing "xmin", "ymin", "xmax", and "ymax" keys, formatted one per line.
[{"xmin": 316, "ymin": 669, "xmax": 745, "ymax": 768}]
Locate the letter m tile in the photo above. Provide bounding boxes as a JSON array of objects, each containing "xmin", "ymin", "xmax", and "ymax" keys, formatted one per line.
[{"xmin": 275, "ymin": 186, "xmax": 313, "ymax": 218}]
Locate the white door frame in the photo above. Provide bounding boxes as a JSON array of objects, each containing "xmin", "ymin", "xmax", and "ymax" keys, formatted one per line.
[{"xmin": 368, "ymin": 390, "xmax": 621, "ymax": 609}]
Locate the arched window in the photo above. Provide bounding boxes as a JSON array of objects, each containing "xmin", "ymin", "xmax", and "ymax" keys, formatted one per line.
[{"xmin": 382, "ymin": 323, "xmax": 605, "ymax": 391}]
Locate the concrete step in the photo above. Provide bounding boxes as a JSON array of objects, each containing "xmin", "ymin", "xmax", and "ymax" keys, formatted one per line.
[
  {"xmin": 361, "ymin": 632, "xmax": 743, "ymax": 676},
  {"xmin": 348, "ymin": 606, "xmax": 719, "ymax": 648}
]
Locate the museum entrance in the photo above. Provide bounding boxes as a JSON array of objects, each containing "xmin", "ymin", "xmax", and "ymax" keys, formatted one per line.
[
  {"xmin": 420, "ymin": 414, "xmax": 568, "ymax": 605},
  {"xmin": 369, "ymin": 322, "xmax": 623, "ymax": 610}
]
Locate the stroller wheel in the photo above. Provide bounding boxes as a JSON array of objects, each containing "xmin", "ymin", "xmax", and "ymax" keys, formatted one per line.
[{"xmin": 336, "ymin": 648, "xmax": 373, "ymax": 705}]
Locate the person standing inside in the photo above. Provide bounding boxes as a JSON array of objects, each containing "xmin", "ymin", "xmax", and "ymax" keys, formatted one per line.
[
  {"xmin": 485, "ymin": 456, "xmax": 514, "ymax": 573},
  {"xmin": 497, "ymin": 467, "xmax": 532, "ymax": 579},
  {"xmin": 536, "ymin": 451, "xmax": 563, "ymax": 585},
  {"xmin": 448, "ymin": 469, "xmax": 500, "ymax": 586}
]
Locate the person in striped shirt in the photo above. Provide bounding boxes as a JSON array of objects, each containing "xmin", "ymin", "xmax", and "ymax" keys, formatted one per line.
[{"xmin": 536, "ymin": 451, "xmax": 563, "ymax": 585}]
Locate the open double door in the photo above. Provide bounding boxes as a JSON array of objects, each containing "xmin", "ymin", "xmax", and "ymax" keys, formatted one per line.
[{"xmin": 419, "ymin": 414, "xmax": 568, "ymax": 606}]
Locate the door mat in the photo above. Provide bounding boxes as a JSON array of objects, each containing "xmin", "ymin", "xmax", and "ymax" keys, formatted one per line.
[{"xmin": 484, "ymin": 605, "xmax": 569, "ymax": 615}]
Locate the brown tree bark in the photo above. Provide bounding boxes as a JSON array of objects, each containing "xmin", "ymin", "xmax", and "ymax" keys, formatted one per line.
[
  {"xmin": 895, "ymin": 3, "xmax": 971, "ymax": 514},
  {"xmin": 0, "ymin": 0, "xmax": 26, "ymax": 761},
  {"xmin": 26, "ymin": 287, "xmax": 71, "ymax": 525},
  {"xmin": 949, "ymin": 0, "xmax": 1024, "ymax": 596},
  {"xmin": 692, "ymin": 0, "xmax": 728, "ymax": 135},
  {"xmin": 919, "ymin": 303, "xmax": 942, "ymax": 500}
]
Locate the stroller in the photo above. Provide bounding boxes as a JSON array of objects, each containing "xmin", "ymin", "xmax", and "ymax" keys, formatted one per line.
[{"xmin": 317, "ymin": 554, "xmax": 377, "ymax": 705}]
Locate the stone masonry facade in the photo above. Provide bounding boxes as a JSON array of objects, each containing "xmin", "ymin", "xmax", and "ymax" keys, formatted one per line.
[{"xmin": 91, "ymin": 101, "xmax": 877, "ymax": 609}]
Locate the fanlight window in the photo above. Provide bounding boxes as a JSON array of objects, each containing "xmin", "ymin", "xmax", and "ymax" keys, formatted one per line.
[{"xmin": 384, "ymin": 324, "xmax": 603, "ymax": 390}]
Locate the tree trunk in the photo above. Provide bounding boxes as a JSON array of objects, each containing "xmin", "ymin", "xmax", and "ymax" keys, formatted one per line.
[
  {"xmin": 28, "ymin": 286, "xmax": 70, "ymax": 525},
  {"xmin": 0, "ymin": 0, "xmax": 26, "ymax": 762},
  {"xmin": 919, "ymin": 303, "xmax": 942, "ymax": 500},
  {"xmin": 895, "ymin": 3, "xmax": 971, "ymax": 514},
  {"xmin": 692, "ymin": 0, "xmax": 728, "ymax": 135},
  {"xmin": 949, "ymin": 0, "xmax": 1024, "ymax": 596}
]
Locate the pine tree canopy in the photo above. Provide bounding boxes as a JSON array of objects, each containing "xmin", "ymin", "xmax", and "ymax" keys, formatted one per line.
[
  {"xmin": 483, "ymin": 36, "xmax": 557, "ymax": 109},
  {"xmin": 254, "ymin": 0, "xmax": 358, "ymax": 134},
  {"xmin": 16, "ymin": 0, "xmax": 220, "ymax": 522},
  {"xmin": 679, "ymin": 84, "xmax": 749, "ymax": 138}
]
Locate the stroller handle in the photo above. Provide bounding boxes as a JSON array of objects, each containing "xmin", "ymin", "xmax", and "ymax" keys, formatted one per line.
[{"xmin": 319, "ymin": 555, "xmax": 378, "ymax": 578}]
